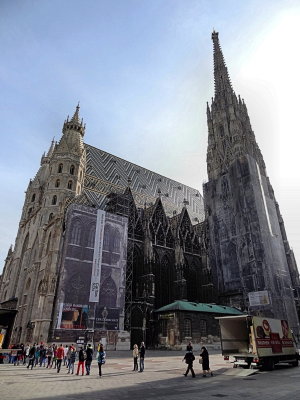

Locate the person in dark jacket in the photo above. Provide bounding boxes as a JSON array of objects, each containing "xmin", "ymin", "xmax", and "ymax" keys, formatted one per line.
[
  {"xmin": 200, "ymin": 346, "xmax": 213, "ymax": 377},
  {"xmin": 186, "ymin": 341, "xmax": 193, "ymax": 352},
  {"xmin": 76, "ymin": 347, "xmax": 85, "ymax": 376},
  {"xmin": 183, "ymin": 351, "xmax": 196, "ymax": 377},
  {"xmin": 27, "ymin": 344, "xmax": 36, "ymax": 370},
  {"xmin": 85, "ymin": 344, "xmax": 93, "ymax": 375},
  {"xmin": 139, "ymin": 342, "xmax": 145, "ymax": 372}
]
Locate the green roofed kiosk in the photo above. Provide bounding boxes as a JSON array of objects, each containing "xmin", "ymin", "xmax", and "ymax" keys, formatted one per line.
[{"xmin": 154, "ymin": 300, "xmax": 244, "ymax": 350}]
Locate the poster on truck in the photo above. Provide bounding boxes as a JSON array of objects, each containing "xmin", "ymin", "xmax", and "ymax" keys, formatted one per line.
[{"xmin": 253, "ymin": 316, "xmax": 295, "ymax": 356}]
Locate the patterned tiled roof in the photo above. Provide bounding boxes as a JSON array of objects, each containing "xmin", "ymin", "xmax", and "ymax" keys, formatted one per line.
[{"xmin": 83, "ymin": 144, "xmax": 205, "ymax": 224}]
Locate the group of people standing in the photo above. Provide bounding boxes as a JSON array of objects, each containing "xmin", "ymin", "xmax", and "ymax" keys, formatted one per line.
[
  {"xmin": 132, "ymin": 341, "xmax": 145, "ymax": 372},
  {"xmin": 6, "ymin": 340, "xmax": 210, "ymax": 378},
  {"xmin": 183, "ymin": 342, "xmax": 213, "ymax": 378},
  {"xmin": 7, "ymin": 342, "xmax": 106, "ymax": 377}
]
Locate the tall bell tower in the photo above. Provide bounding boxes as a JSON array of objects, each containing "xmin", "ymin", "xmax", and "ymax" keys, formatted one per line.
[{"xmin": 204, "ymin": 32, "xmax": 300, "ymax": 334}]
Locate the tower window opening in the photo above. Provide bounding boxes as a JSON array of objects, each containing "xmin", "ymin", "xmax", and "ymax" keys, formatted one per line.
[
  {"xmin": 48, "ymin": 213, "xmax": 54, "ymax": 222},
  {"xmin": 58, "ymin": 164, "xmax": 63, "ymax": 173},
  {"xmin": 52, "ymin": 195, "xmax": 57, "ymax": 205},
  {"xmin": 70, "ymin": 165, "xmax": 75, "ymax": 175},
  {"xmin": 67, "ymin": 180, "xmax": 73, "ymax": 190},
  {"xmin": 31, "ymin": 194, "xmax": 36, "ymax": 202},
  {"xmin": 55, "ymin": 179, "xmax": 60, "ymax": 188}
]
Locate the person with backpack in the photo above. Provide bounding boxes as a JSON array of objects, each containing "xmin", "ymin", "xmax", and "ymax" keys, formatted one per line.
[
  {"xmin": 183, "ymin": 351, "xmax": 196, "ymax": 378},
  {"xmin": 67, "ymin": 347, "xmax": 76, "ymax": 374},
  {"xmin": 76, "ymin": 346, "xmax": 86, "ymax": 376},
  {"xmin": 97, "ymin": 343, "xmax": 106, "ymax": 377}
]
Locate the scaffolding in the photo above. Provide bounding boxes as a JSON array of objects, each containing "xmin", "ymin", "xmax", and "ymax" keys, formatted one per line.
[{"xmin": 105, "ymin": 190, "xmax": 136, "ymax": 331}]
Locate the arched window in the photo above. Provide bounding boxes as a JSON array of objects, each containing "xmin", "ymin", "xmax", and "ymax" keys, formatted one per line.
[
  {"xmin": 183, "ymin": 318, "xmax": 192, "ymax": 337},
  {"xmin": 99, "ymin": 276, "xmax": 117, "ymax": 307},
  {"xmin": 155, "ymin": 255, "xmax": 174, "ymax": 308},
  {"xmin": 103, "ymin": 225, "xmax": 110, "ymax": 251},
  {"xmin": 87, "ymin": 225, "xmax": 96, "ymax": 248},
  {"xmin": 70, "ymin": 165, "xmax": 75, "ymax": 175},
  {"xmin": 58, "ymin": 163, "xmax": 63, "ymax": 173},
  {"xmin": 112, "ymin": 229, "xmax": 121, "ymax": 252},
  {"xmin": 31, "ymin": 194, "xmax": 35, "ymax": 202},
  {"xmin": 48, "ymin": 213, "xmax": 53, "ymax": 222},
  {"xmin": 67, "ymin": 180, "xmax": 73, "ymax": 190},
  {"xmin": 52, "ymin": 195, "xmax": 57, "ymax": 205},
  {"xmin": 71, "ymin": 220, "xmax": 82, "ymax": 245},
  {"xmin": 55, "ymin": 179, "xmax": 60, "ymax": 188}
]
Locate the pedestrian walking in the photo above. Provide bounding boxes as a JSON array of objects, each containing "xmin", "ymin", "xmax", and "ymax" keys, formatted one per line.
[
  {"xmin": 186, "ymin": 341, "xmax": 193, "ymax": 352},
  {"xmin": 76, "ymin": 347, "xmax": 85, "ymax": 376},
  {"xmin": 66, "ymin": 344, "xmax": 73, "ymax": 369},
  {"xmin": 56, "ymin": 344, "xmax": 65, "ymax": 373},
  {"xmin": 97, "ymin": 344, "xmax": 106, "ymax": 377},
  {"xmin": 51, "ymin": 345, "xmax": 57, "ymax": 368},
  {"xmin": 85, "ymin": 344, "xmax": 93, "ymax": 375},
  {"xmin": 63, "ymin": 345, "xmax": 68, "ymax": 366},
  {"xmin": 132, "ymin": 344, "xmax": 139, "ymax": 371},
  {"xmin": 139, "ymin": 342, "xmax": 145, "ymax": 372},
  {"xmin": 39, "ymin": 345, "xmax": 47, "ymax": 367},
  {"xmin": 200, "ymin": 346, "xmax": 213, "ymax": 377},
  {"xmin": 68, "ymin": 347, "xmax": 76, "ymax": 374},
  {"xmin": 46, "ymin": 346, "xmax": 53, "ymax": 368},
  {"xmin": 27, "ymin": 344, "xmax": 36, "ymax": 370},
  {"xmin": 24, "ymin": 344, "xmax": 30, "ymax": 365},
  {"xmin": 183, "ymin": 351, "xmax": 196, "ymax": 378}
]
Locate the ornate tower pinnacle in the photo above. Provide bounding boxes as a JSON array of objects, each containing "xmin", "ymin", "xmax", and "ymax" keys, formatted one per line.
[
  {"xmin": 212, "ymin": 30, "xmax": 233, "ymax": 98},
  {"xmin": 63, "ymin": 103, "xmax": 85, "ymax": 137},
  {"xmin": 206, "ymin": 31, "xmax": 266, "ymax": 181}
]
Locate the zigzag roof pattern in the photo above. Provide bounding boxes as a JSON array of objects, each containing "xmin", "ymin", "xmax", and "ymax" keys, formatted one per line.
[{"xmin": 83, "ymin": 144, "xmax": 205, "ymax": 224}]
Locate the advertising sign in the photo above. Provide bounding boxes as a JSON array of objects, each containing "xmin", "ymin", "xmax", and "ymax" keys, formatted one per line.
[
  {"xmin": 89, "ymin": 210, "xmax": 106, "ymax": 302},
  {"xmin": 55, "ymin": 205, "xmax": 128, "ymax": 333},
  {"xmin": 248, "ymin": 290, "xmax": 270, "ymax": 307},
  {"xmin": 253, "ymin": 316, "xmax": 295, "ymax": 357}
]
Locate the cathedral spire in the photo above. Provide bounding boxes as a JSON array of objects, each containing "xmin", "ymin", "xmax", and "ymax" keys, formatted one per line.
[
  {"xmin": 62, "ymin": 103, "xmax": 85, "ymax": 137},
  {"xmin": 212, "ymin": 31, "xmax": 233, "ymax": 98},
  {"xmin": 71, "ymin": 102, "xmax": 80, "ymax": 123}
]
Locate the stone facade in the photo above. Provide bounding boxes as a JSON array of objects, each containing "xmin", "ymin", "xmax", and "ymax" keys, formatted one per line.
[{"xmin": 204, "ymin": 31, "xmax": 300, "ymax": 335}]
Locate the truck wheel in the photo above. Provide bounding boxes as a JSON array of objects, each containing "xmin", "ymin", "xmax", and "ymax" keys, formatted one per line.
[
  {"xmin": 263, "ymin": 358, "xmax": 274, "ymax": 371},
  {"xmin": 291, "ymin": 360, "xmax": 299, "ymax": 367}
]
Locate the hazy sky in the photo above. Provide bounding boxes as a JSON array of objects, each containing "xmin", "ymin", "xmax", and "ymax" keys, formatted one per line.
[{"xmin": 1, "ymin": 0, "xmax": 300, "ymax": 272}]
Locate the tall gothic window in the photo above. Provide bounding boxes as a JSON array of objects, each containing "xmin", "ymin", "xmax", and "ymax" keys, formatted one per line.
[
  {"xmin": 87, "ymin": 225, "xmax": 96, "ymax": 248},
  {"xmin": 52, "ymin": 195, "xmax": 57, "ymax": 205},
  {"xmin": 58, "ymin": 163, "xmax": 63, "ymax": 173},
  {"xmin": 155, "ymin": 255, "xmax": 174, "ymax": 309},
  {"xmin": 70, "ymin": 165, "xmax": 75, "ymax": 175},
  {"xmin": 31, "ymin": 194, "xmax": 35, "ymax": 202},
  {"xmin": 67, "ymin": 180, "xmax": 73, "ymax": 190},
  {"xmin": 183, "ymin": 318, "xmax": 192, "ymax": 337},
  {"xmin": 70, "ymin": 220, "xmax": 82, "ymax": 245},
  {"xmin": 99, "ymin": 276, "xmax": 117, "ymax": 307},
  {"xmin": 55, "ymin": 179, "xmax": 60, "ymax": 188}
]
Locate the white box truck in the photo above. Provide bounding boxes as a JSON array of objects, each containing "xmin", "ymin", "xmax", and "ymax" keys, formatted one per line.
[{"xmin": 216, "ymin": 315, "xmax": 299, "ymax": 370}]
